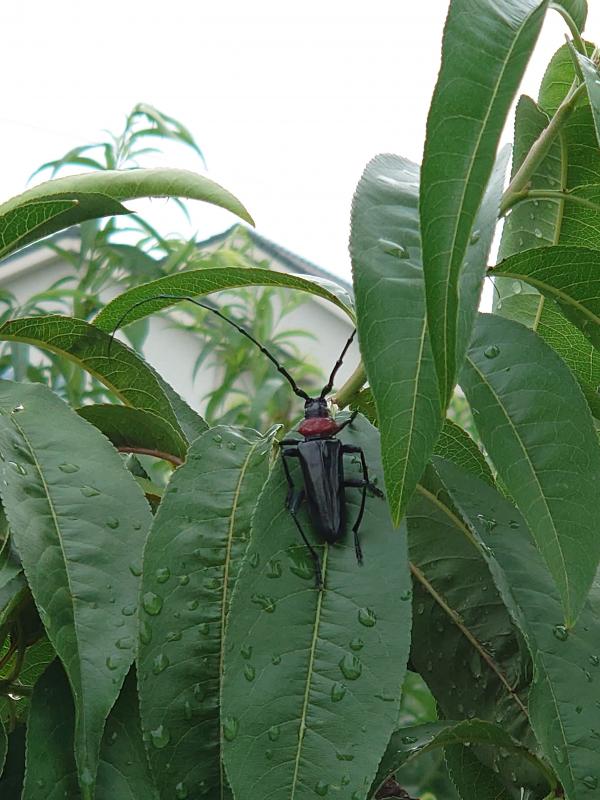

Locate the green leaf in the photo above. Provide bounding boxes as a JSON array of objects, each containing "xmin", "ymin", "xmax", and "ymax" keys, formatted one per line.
[
  {"xmin": 436, "ymin": 457, "xmax": 600, "ymax": 800},
  {"xmin": 407, "ymin": 473, "xmax": 543, "ymax": 795},
  {"xmin": 538, "ymin": 41, "xmax": 600, "ymax": 187},
  {"xmin": 576, "ymin": 52, "xmax": 600, "ymax": 147},
  {"xmin": 350, "ymin": 154, "xmax": 441, "ymax": 524},
  {"xmin": 444, "ymin": 745, "xmax": 512, "ymax": 800},
  {"xmin": 499, "ymin": 292, "xmax": 600, "ymax": 418},
  {"xmin": 420, "ymin": 0, "xmax": 547, "ymax": 406},
  {"xmin": 22, "ymin": 660, "xmax": 79, "ymax": 799},
  {"xmin": 560, "ymin": 183, "xmax": 600, "ymax": 250},
  {"xmin": 0, "ymin": 718, "xmax": 6, "ymax": 779},
  {"xmin": 434, "ymin": 419, "xmax": 494, "ymax": 486},
  {"xmin": 222, "ymin": 414, "xmax": 412, "ymax": 800},
  {"xmin": 24, "ymin": 662, "xmax": 158, "ymax": 800},
  {"xmin": 461, "ymin": 313, "xmax": 600, "ymax": 623},
  {"xmin": 137, "ymin": 425, "xmax": 277, "ymax": 799},
  {"xmin": 77, "ymin": 405, "xmax": 188, "ymax": 464},
  {"xmin": 493, "ymin": 245, "xmax": 600, "ymax": 348},
  {"xmin": 550, "ymin": 0, "xmax": 588, "ymax": 31},
  {"xmin": 0, "ymin": 168, "xmax": 253, "ymax": 261},
  {"xmin": 93, "ymin": 267, "xmax": 354, "ymax": 334},
  {"xmin": 0, "ymin": 381, "xmax": 152, "ymax": 797},
  {"xmin": 372, "ymin": 720, "xmax": 551, "ymax": 798},
  {"xmin": 0, "ymin": 726, "xmax": 25, "ymax": 796},
  {"xmin": 96, "ymin": 671, "xmax": 159, "ymax": 800},
  {"xmin": 497, "ymin": 95, "xmax": 563, "ymax": 263},
  {"xmin": 0, "ymin": 315, "xmax": 205, "ymax": 441}
]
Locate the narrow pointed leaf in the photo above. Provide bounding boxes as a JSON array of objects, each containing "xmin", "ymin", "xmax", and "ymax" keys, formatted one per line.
[
  {"xmin": 372, "ymin": 720, "xmax": 551, "ymax": 798},
  {"xmin": 434, "ymin": 419, "xmax": 494, "ymax": 486},
  {"xmin": 461, "ymin": 313, "xmax": 600, "ymax": 623},
  {"xmin": 93, "ymin": 267, "xmax": 354, "ymax": 332},
  {"xmin": 550, "ymin": 0, "xmax": 587, "ymax": 30},
  {"xmin": 77, "ymin": 405, "xmax": 188, "ymax": 463},
  {"xmin": 0, "ymin": 381, "xmax": 152, "ymax": 796},
  {"xmin": 444, "ymin": 745, "xmax": 512, "ymax": 800},
  {"xmin": 436, "ymin": 457, "xmax": 600, "ymax": 800},
  {"xmin": 0, "ymin": 726, "xmax": 25, "ymax": 796},
  {"xmin": 138, "ymin": 425, "xmax": 277, "ymax": 800},
  {"xmin": 24, "ymin": 662, "xmax": 158, "ymax": 800},
  {"xmin": 0, "ymin": 168, "xmax": 253, "ymax": 261},
  {"xmin": 576, "ymin": 52, "xmax": 600, "ymax": 148},
  {"xmin": 222, "ymin": 415, "xmax": 412, "ymax": 800},
  {"xmin": 420, "ymin": 0, "xmax": 548, "ymax": 405},
  {"xmin": 497, "ymin": 96, "xmax": 563, "ymax": 263},
  {"xmin": 0, "ymin": 718, "xmax": 6, "ymax": 779},
  {"xmin": 96, "ymin": 671, "xmax": 159, "ymax": 800},
  {"xmin": 350, "ymin": 154, "xmax": 441, "ymax": 524},
  {"xmin": 407, "ymin": 474, "xmax": 543, "ymax": 795},
  {"xmin": 0, "ymin": 315, "xmax": 205, "ymax": 440},
  {"xmin": 22, "ymin": 660, "xmax": 79, "ymax": 799},
  {"xmin": 493, "ymin": 245, "xmax": 600, "ymax": 348},
  {"xmin": 499, "ymin": 292, "xmax": 600, "ymax": 418}
]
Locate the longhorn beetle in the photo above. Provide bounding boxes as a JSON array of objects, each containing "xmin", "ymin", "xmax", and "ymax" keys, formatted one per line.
[{"xmin": 110, "ymin": 293, "xmax": 383, "ymax": 588}]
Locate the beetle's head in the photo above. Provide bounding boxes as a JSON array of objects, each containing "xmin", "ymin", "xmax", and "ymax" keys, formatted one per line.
[{"xmin": 304, "ymin": 396, "xmax": 330, "ymax": 419}]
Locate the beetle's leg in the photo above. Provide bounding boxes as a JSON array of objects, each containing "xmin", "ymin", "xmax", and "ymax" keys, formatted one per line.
[
  {"xmin": 342, "ymin": 445, "xmax": 384, "ymax": 565},
  {"xmin": 281, "ymin": 449, "xmax": 323, "ymax": 589},
  {"xmin": 342, "ymin": 445, "xmax": 384, "ymax": 498},
  {"xmin": 334, "ymin": 410, "xmax": 358, "ymax": 434},
  {"xmin": 279, "ymin": 438, "xmax": 302, "ymax": 446}
]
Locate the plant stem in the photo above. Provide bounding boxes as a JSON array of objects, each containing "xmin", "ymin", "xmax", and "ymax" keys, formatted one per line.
[
  {"xmin": 117, "ymin": 445, "xmax": 183, "ymax": 467},
  {"xmin": 332, "ymin": 362, "xmax": 367, "ymax": 409},
  {"xmin": 499, "ymin": 82, "xmax": 586, "ymax": 215},
  {"xmin": 501, "ymin": 188, "xmax": 600, "ymax": 215},
  {"xmin": 550, "ymin": 2, "xmax": 586, "ymax": 55}
]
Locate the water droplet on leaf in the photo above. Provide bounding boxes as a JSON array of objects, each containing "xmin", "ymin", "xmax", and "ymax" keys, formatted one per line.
[
  {"xmin": 223, "ymin": 716, "xmax": 239, "ymax": 742},
  {"xmin": 251, "ymin": 594, "xmax": 276, "ymax": 613},
  {"xmin": 153, "ymin": 653, "xmax": 169, "ymax": 674},
  {"xmin": 349, "ymin": 637, "xmax": 364, "ymax": 651},
  {"xmin": 143, "ymin": 592, "xmax": 163, "ymax": 616},
  {"xmin": 553, "ymin": 624, "xmax": 569, "ymax": 641},
  {"xmin": 150, "ymin": 725, "xmax": 170, "ymax": 749},
  {"xmin": 156, "ymin": 567, "xmax": 170, "ymax": 583},
  {"xmin": 106, "ymin": 517, "xmax": 119, "ymax": 529},
  {"xmin": 358, "ymin": 607, "xmax": 376, "ymax": 627},
  {"xmin": 331, "ymin": 682, "xmax": 347, "ymax": 702},
  {"xmin": 59, "ymin": 463, "xmax": 79, "ymax": 473},
  {"xmin": 339, "ymin": 653, "xmax": 362, "ymax": 681},
  {"xmin": 483, "ymin": 345, "xmax": 500, "ymax": 359},
  {"xmin": 244, "ymin": 664, "xmax": 255, "ymax": 682},
  {"xmin": 80, "ymin": 485, "xmax": 100, "ymax": 497},
  {"xmin": 268, "ymin": 725, "xmax": 280, "ymax": 741}
]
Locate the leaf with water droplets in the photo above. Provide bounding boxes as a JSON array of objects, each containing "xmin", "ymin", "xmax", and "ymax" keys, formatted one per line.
[
  {"xmin": 0, "ymin": 380, "xmax": 151, "ymax": 796},
  {"xmin": 370, "ymin": 719, "xmax": 551, "ymax": 798},
  {"xmin": 408, "ymin": 465, "xmax": 543, "ymax": 795},
  {"xmin": 461, "ymin": 313, "xmax": 600, "ymax": 624},
  {"xmin": 437, "ymin": 457, "xmax": 600, "ymax": 800},
  {"xmin": 350, "ymin": 154, "xmax": 441, "ymax": 524},
  {"xmin": 0, "ymin": 315, "xmax": 205, "ymax": 445},
  {"xmin": 419, "ymin": 0, "xmax": 543, "ymax": 406},
  {"xmin": 23, "ymin": 662, "xmax": 159, "ymax": 800},
  {"xmin": 137, "ymin": 425, "xmax": 276, "ymax": 800},
  {"xmin": 222, "ymin": 415, "xmax": 412, "ymax": 800}
]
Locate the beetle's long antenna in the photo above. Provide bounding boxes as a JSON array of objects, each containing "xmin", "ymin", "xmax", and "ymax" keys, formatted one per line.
[
  {"xmin": 319, "ymin": 328, "xmax": 356, "ymax": 399},
  {"xmin": 108, "ymin": 293, "xmax": 311, "ymax": 400}
]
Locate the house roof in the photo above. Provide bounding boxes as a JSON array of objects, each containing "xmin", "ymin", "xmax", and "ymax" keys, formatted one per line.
[
  {"xmin": 197, "ymin": 225, "xmax": 353, "ymax": 293},
  {"xmin": 1, "ymin": 224, "xmax": 353, "ymax": 296}
]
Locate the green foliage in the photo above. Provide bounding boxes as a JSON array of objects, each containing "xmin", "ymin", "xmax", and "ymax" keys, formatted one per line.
[{"xmin": 1, "ymin": 2, "xmax": 600, "ymax": 799}]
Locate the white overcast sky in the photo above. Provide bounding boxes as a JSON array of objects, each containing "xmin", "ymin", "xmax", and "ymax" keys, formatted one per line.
[{"xmin": 2, "ymin": 1, "xmax": 599, "ymax": 282}]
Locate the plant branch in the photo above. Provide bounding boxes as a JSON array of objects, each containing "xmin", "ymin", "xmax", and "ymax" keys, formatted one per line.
[
  {"xmin": 331, "ymin": 362, "xmax": 367, "ymax": 409},
  {"xmin": 550, "ymin": 2, "xmax": 586, "ymax": 55},
  {"xmin": 499, "ymin": 82, "xmax": 586, "ymax": 215},
  {"xmin": 501, "ymin": 188, "xmax": 600, "ymax": 215},
  {"xmin": 117, "ymin": 445, "xmax": 183, "ymax": 467}
]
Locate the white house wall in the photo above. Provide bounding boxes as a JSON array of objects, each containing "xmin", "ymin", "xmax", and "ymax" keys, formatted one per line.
[{"xmin": 0, "ymin": 239, "xmax": 359, "ymax": 416}]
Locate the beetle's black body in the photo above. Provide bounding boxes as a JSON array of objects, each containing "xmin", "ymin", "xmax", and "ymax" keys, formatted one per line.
[
  {"xmin": 295, "ymin": 438, "xmax": 346, "ymax": 542},
  {"xmin": 111, "ymin": 293, "xmax": 383, "ymax": 588}
]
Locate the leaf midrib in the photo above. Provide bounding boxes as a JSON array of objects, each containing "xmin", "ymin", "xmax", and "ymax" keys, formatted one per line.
[
  {"xmin": 289, "ymin": 547, "xmax": 329, "ymax": 799},
  {"xmin": 218, "ymin": 434, "xmax": 264, "ymax": 800}
]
